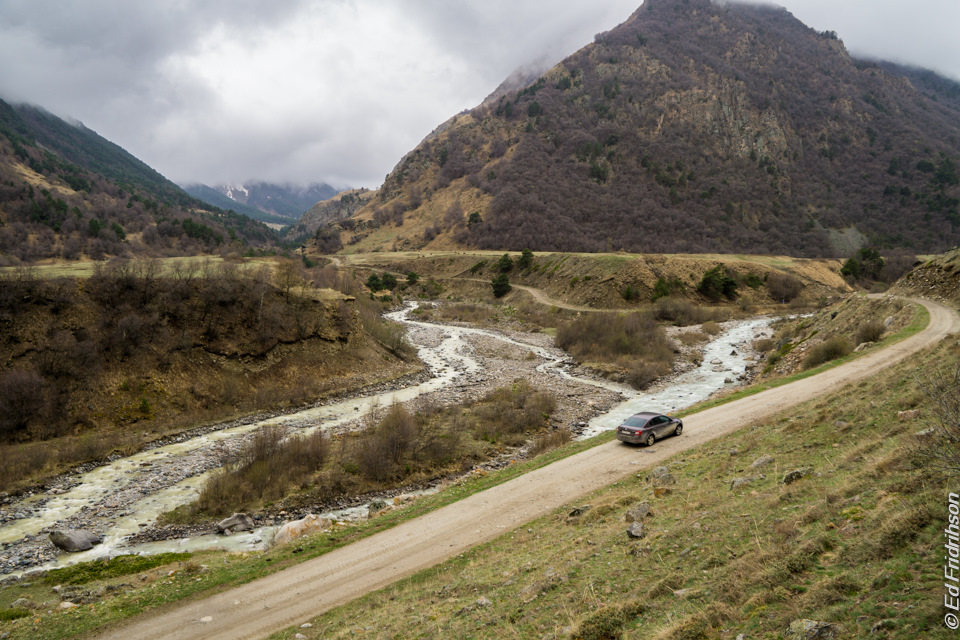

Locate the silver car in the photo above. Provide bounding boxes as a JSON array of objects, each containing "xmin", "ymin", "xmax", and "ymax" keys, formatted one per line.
[{"xmin": 616, "ymin": 411, "xmax": 683, "ymax": 446}]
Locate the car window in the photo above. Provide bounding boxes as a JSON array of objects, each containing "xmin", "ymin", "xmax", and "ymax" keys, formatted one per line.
[{"xmin": 623, "ymin": 416, "xmax": 647, "ymax": 427}]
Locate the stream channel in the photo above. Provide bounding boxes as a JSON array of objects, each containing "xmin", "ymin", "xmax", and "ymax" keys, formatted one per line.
[{"xmin": 0, "ymin": 305, "xmax": 771, "ymax": 575}]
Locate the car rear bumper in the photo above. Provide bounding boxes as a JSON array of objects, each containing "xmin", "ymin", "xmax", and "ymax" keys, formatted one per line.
[{"xmin": 616, "ymin": 430, "xmax": 648, "ymax": 444}]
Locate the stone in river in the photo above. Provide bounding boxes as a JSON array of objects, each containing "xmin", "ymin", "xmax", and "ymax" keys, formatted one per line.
[{"xmin": 49, "ymin": 530, "xmax": 103, "ymax": 552}]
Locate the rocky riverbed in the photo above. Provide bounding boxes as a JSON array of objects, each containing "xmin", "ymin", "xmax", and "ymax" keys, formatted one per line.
[{"xmin": 0, "ymin": 306, "xmax": 770, "ymax": 575}]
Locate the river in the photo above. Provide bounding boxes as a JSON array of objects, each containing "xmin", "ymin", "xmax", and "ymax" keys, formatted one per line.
[{"xmin": 0, "ymin": 305, "xmax": 771, "ymax": 575}]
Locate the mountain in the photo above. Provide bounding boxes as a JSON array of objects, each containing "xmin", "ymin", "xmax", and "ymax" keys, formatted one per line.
[
  {"xmin": 282, "ymin": 188, "xmax": 374, "ymax": 245},
  {"xmin": 0, "ymin": 99, "xmax": 279, "ymax": 263},
  {"xmin": 183, "ymin": 181, "xmax": 341, "ymax": 226},
  {"xmin": 330, "ymin": 0, "xmax": 960, "ymax": 258}
]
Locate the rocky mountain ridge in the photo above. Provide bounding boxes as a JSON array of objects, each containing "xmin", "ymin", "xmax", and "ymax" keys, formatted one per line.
[
  {"xmin": 328, "ymin": 0, "xmax": 960, "ymax": 258},
  {"xmin": 183, "ymin": 181, "xmax": 341, "ymax": 226}
]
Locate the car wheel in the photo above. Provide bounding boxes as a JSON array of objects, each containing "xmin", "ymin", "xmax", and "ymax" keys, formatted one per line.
[
  {"xmin": 674, "ymin": 423, "xmax": 683, "ymax": 436},
  {"xmin": 645, "ymin": 433, "xmax": 655, "ymax": 447}
]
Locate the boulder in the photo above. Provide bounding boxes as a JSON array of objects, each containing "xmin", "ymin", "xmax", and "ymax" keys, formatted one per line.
[
  {"xmin": 274, "ymin": 514, "xmax": 333, "ymax": 546},
  {"xmin": 647, "ymin": 467, "xmax": 675, "ymax": 485},
  {"xmin": 626, "ymin": 522, "xmax": 645, "ymax": 539},
  {"xmin": 730, "ymin": 475, "xmax": 764, "ymax": 491},
  {"xmin": 784, "ymin": 619, "xmax": 842, "ymax": 639},
  {"xmin": 750, "ymin": 455, "xmax": 775, "ymax": 469},
  {"xmin": 897, "ymin": 409, "xmax": 921, "ymax": 422},
  {"xmin": 568, "ymin": 505, "xmax": 592, "ymax": 517},
  {"xmin": 782, "ymin": 467, "xmax": 813, "ymax": 485},
  {"xmin": 625, "ymin": 502, "xmax": 652, "ymax": 522},
  {"xmin": 49, "ymin": 529, "xmax": 102, "ymax": 552},
  {"xmin": 216, "ymin": 513, "xmax": 255, "ymax": 536},
  {"xmin": 367, "ymin": 499, "xmax": 388, "ymax": 517}
]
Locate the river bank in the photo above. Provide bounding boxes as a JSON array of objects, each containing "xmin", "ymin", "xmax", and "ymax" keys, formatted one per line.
[{"xmin": 0, "ymin": 306, "xmax": 771, "ymax": 576}]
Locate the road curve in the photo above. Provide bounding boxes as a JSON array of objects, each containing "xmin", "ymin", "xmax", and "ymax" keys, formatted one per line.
[{"xmin": 93, "ymin": 297, "xmax": 958, "ymax": 640}]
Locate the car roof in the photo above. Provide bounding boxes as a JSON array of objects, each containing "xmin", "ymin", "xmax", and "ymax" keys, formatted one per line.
[{"xmin": 629, "ymin": 412, "xmax": 663, "ymax": 419}]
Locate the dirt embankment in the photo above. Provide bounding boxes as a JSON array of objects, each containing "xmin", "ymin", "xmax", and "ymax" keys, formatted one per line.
[
  {"xmin": 0, "ymin": 268, "xmax": 418, "ymax": 494},
  {"xmin": 340, "ymin": 250, "xmax": 851, "ymax": 310}
]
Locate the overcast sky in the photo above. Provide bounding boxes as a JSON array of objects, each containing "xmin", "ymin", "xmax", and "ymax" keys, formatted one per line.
[{"xmin": 0, "ymin": 0, "xmax": 957, "ymax": 190}]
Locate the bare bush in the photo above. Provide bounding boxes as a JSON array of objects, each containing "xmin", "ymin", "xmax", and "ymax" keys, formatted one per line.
[
  {"xmin": 358, "ymin": 298, "xmax": 415, "ymax": 359},
  {"xmin": 753, "ymin": 338, "xmax": 775, "ymax": 352},
  {"xmin": 803, "ymin": 335, "xmax": 853, "ymax": 369},
  {"xmin": 195, "ymin": 425, "xmax": 329, "ymax": 515},
  {"xmin": 701, "ymin": 321, "xmax": 722, "ymax": 335},
  {"xmin": 0, "ymin": 369, "xmax": 46, "ymax": 438},
  {"xmin": 766, "ymin": 273, "xmax": 804, "ymax": 302},
  {"xmin": 653, "ymin": 296, "xmax": 729, "ymax": 326},
  {"xmin": 916, "ymin": 363, "xmax": 960, "ymax": 475},
  {"xmin": 529, "ymin": 429, "xmax": 573, "ymax": 456},
  {"xmin": 856, "ymin": 320, "xmax": 885, "ymax": 344}
]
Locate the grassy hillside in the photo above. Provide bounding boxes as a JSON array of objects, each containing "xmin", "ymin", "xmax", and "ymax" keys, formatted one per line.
[{"xmin": 285, "ymin": 330, "xmax": 958, "ymax": 639}]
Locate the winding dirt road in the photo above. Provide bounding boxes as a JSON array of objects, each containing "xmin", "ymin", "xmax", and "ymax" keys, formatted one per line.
[{"xmin": 93, "ymin": 297, "xmax": 958, "ymax": 640}]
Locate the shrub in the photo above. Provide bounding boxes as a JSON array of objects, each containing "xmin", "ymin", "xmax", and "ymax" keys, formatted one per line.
[
  {"xmin": 915, "ymin": 362, "xmax": 960, "ymax": 475},
  {"xmin": 496, "ymin": 253, "xmax": 514, "ymax": 272},
  {"xmin": 697, "ymin": 266, "xmax": 738, "ymax": 301},
  {"xmin": 651, "ymin": 278, "xmax": 669, "ymax": 301},
  {"xmin": 472, "ymin": 382, "xmax": 557, "ymax": 444},
  {"xmin": 557, "ymin": 311, "xmax": 674, "ymax": 389},
  {"xmin": 856, "ymin": 320, "xmax": 885, "ymax": 344},
  {"xmin": 573, "ymin": 602, "xmax": 648, "ymax": 640},
  {"xmin": 0, "ymin": 368, "xmax": 45, "ymax": 437},
  {"xmin": 0, "ymin": 609, "xmax": 31, "ymax": 621},
  {"xmin": 44, "ymin": 553, "xmax": 192, "ymax": 585},
  {"xmin": 529, "ymin": 429, "xmax": 572, "ymax": 456},
  {"xmin": 195, "ymin": 425, "xmax": 330, "ymax": 515},
  {"xmin": 492, "ymin": 273, "xmax": 511, "ymax": 298},
  {"xmin": 381, "ymin": 273, "xmax": 398, "ymax": 290},
  {"xmin": 767, "ymin": 272, "xmax": 804, "ymax": 302},
  {"xmin": 366, "ymin": 274, "xmax": 383, "ymax": 291},
  {"xmin": 517, "ymin": 248, "xmax": 534, "ymax": 269},
  {"xmin": 753, "ymin": 338, "xmax": 775, "ymax": 352},
  {"xmin": 803, "ymin": 335, "xmax": 853, "ymax": 369},
  {"xmin": 356, "ymin": 404, "xmax": 420, "ymax": 481},
  {"xmin": 653, "ymin": 296, "xmax": 729, "ymax": 326},
  {"xmin": 701, "ymin": 320, "xmax": 721, "ymax": 335}
]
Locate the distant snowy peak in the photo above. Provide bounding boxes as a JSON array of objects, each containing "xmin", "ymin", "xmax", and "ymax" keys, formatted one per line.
[
  {"xmin": 220, "ymin": 183, "xmax": 250, "ymax": 202},
  {"xmin": 183, "ymin": 181, "xmax": 344, "ymax": 223}
]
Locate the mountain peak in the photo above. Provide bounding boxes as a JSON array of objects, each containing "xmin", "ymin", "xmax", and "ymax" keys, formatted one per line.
[{"xmin": 325, "ymin": 0, "xmax": 960, "ymax": 257}]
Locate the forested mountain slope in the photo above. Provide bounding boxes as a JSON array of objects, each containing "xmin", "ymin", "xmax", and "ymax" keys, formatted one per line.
[
  {"xmin": 0, "ymin": 100, "xmax": 278, "ymax": 264},
  {"xmin": 333, "ymin": 0, "xmax": 960, "ymax": 257}
]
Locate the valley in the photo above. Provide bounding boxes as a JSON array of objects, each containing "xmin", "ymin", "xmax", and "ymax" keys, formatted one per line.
[
  {"xmin": 1, "ymin": 0, "xmax": 959, "ymax": 638},
  {"xmin": 62, "ymin": 295, "xmax": 956, "ymax": 640},
  {"xmin": 0, "ymin": 291, "xmax": 769, "ymax": 576}
]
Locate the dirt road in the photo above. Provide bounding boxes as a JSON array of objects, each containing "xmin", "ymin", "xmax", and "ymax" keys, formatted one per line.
[{"xmin": 93, "ymin": 297, "xmax": 958, "ymax": 640}]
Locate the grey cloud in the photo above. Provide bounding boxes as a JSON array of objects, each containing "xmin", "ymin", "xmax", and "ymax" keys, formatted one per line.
[{"xmin": 0, "ymin": 0, "xmax": 957, "ymax": 190}]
